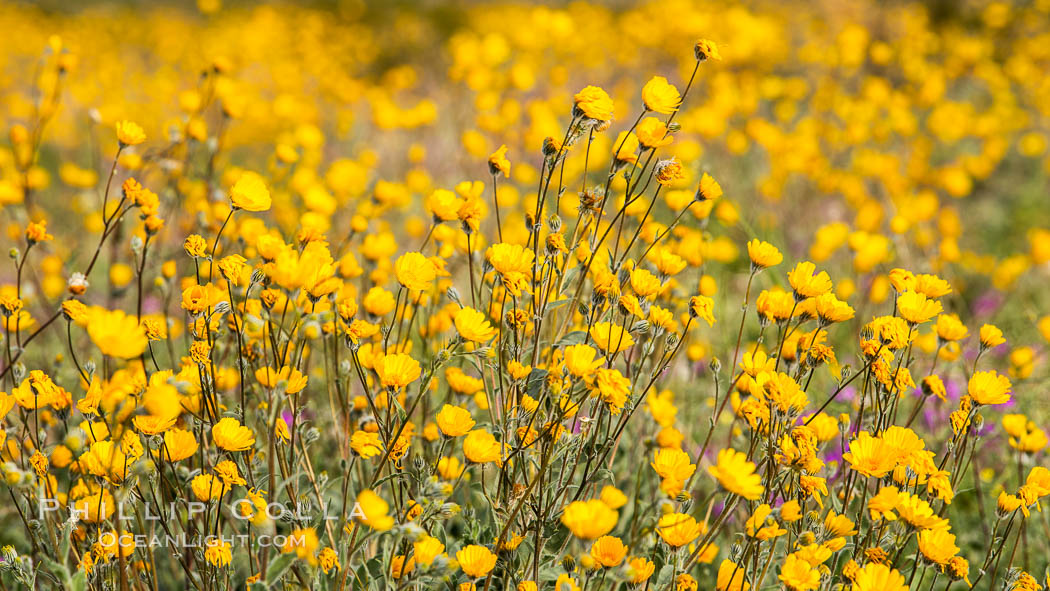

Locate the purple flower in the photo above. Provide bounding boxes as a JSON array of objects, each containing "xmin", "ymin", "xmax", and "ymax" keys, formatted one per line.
[{"xmin": 973, "ymin": 291, "xmax": 1003, "ymax": 319}]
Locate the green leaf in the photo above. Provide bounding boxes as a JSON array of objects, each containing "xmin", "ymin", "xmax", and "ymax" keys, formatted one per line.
[
  {"xmin": 42, "ymin": 559, "xmax": 72, "ymax": 587},
  {"xmin": 655, "ymin": 564, "xmax": 675, "ymax": 587},
  {"xmin": 591, "ymin": 468, "xmax": 613, "ymax": 484},
  {"xmin": 526, "ymin": 368, "xmax": 549, "ymax": 398},
  {"xmin": 59, "ymin": 516, "xmax": 76, "ymax": 564},
  {"xmin": 554, "ymin": 331, "xmax": 587, "ymax": 347},
  {"xmin": 264, "ymin": 553, "xmax": 297, "ymax": 587},
  {"xmin": 69, "ymin": 570, "xmax": 87, "ymax": 591},
  {"xmin": 365, "ymin": 556, "xmax": 384, "ymax": 580}
]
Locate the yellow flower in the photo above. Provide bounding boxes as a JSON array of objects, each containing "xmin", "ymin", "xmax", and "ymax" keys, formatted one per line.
[
  {"xmin": 708, "ymin": 448, "xmax": 763, "ymax": 500},
  {"xmin": 350, "ymin": 431, "xmax": 384, "ymax": 458},
  {"xmin": 191, "ymin": 473, "xmax": 224, "ymax": 501},
  {"xmin": 781, "ymin": 500, "xmax": 803, "ymax": 522},
  {"xmin": 935, "ymin": 314, "xmax": 968, "ymax": 342},
  {"xmin": 746, "ymin": 504, "xmax": 786, "ymax": 540},
  {"xmin": 346, "ymin": 319, "xmax": 379, "ymax": 343},
  {"xmin": 695, "ymin": 39, "xmax": 722, "ymax": 61},
  {"xmin": 230, "ymin": 171, "xmax": 272, "ymax": 212},
  {"xmin": 214, "ymin": 459, "xmax": 246, "ymax": 487},
  {"xmin": 868, "ymin": 486, "xmax": 900, "ymax": 521},
  {"xmin": 427, "ymin": 189, "xmax": 464, "ymax": 221},
  {"xmin": 843, "ymin": 431, "xmax": 896, "ymax": 478},
  {"xmin": 641, "ymin": 76, "xmax": 681, "ymax": 114},
  {"xmin": 630, "ymin": 268, "xmax": 663, "ymax": 298},
  {"xmin": 980, "ymin": 323, "xmax": 1006, "ymax": 348},
  {"xmin": 690, "ymin": 295, "xmax": 715, "ymax": 326},
  {"xmin": 895, "ymin": 492, "xmax": 948, "ymax": 530},
  {"xmin": 695, "ymin": 172, "xmax": 723, "ymax": 201},
  {"xmin": 593, "ymin": 368, "xmax": 630, "ymax": 414},
  {"xmin": 204, "ymin": 538, "xmax": 232, "ymax": 567},
  {"xmin": 747, "ymin": 239, "xmax": 783, "ymax": 269},
  {"xmin": 968, "ymin": 370, "xmax": 1012, "ymax": 405},
  {"xmin": 787, "ymin": 261, "xmax": 832, "ymax": 300},
  {"xmin": 87, "ymin": 309, "xmax": 147, "ymax": 359},
  {"xmin": 395, "ymin": 252, "xmax": 436, "ymax": 291},
  {"xmin": 717, "ymin": 559, "xmax": 750, "ymax": 591},
  {"xmin": 852, "ymin": 563, "xmax": 908, "ymax": 591},
  {"xmin": 913, "ymin": 274, "xmax": 952, "ymax": 298},
  {"xmin": 211, "ymin": 417, "xmax": 256, "ymax": 452},
  {"xmin": 918, "ymin": 528, "xmax": 959, "ymax": 565},
  {"xmin": 25, "ymin": 220, "xmax": 53, "ymax": 243},
  {"xmin": 757, "ymin": 289, "xmax": 795, "ymax": 321},
  {"xmin": 626, "ymin": 557, "xmax": 655, "ymax": 583},
  {"xmin": 374, "ymin": 353, "xmax": 422, "ymax": 390},
  {"xmin": 12, "ymin": 370, "xmax": 63, "ymax": 410},
  {"xmin": 463, "ymin": 429, "xmax": 503, "ymax": 464},
  {"xmin": 656, "ymin": 512, "xmax": 702, "ymax": 547},
  {"xmin": 654, "ymin": 158, "xmax": 684, "ymax": 185},
  {"xmin": 217, "ymin": 254, "xmax": 247, "ymax": 284},
  {"xmin": 488, "ymin": 144, "xmax": 510, "ymax": 177},
  {"xmin": 599, "ymin": 485, "xmax": 627, "ymax": 509},
  {"xmin": 456, "ymin": 545, "xmax": 497, "ymax": 578},
  {"xmin": 760, "ymin": 371, "xmax": 808, "ymax": 414},
  {"xmin": 560, "ymin": 499, "xmax": 618, "ymax": 540},
  {"xmin": 650, "ymin": 448, "xmax": 696, "ymax": 483},
  {"xmin": 589, "ymin": 535, "xmax": 627, "ymax": 567},
  {"xmin": 72, "ymin": 490, "xmax": 115, "ymax": 523},
  {"xmin": 1025, "ymin": 466, "xmax": 1050, "ymax": 496},
  {"xmin": 62, "ymin": 298, "xmax": 88, "ymax": 321},
  {"xmin": 116, "ymin": 120, "xmax": 146, "ymax": 146},
  {"xmin": 823, "ymin": 511, "xmax": 857, "ymax": 536},
  {"xmin": 813, "ymin": 293, "xmax": 854, "ymax": 324},
  {"xmin": 590, "ymin": 322, "xmax": 634, "ymax": 354},
  {"xmin": 184, "ymin": 234, "xmax": 208, "ymax": 257},
  {"xmin": 283, "ymin": 528, "xmax": 320, "ymax": 564},
  {"xmin": 97, "ymin": 530, "xmax": 135, "ymax": 560},
  {"xmin": 922, "ymin": 375, "xmax": 947, "ymax": 401},
  {"xmin": 486, "ymin": 242, "xmax": 534, "ymax": 296},
  {"xmin": 75, "ymin": 382, "xmax": 101, "ymax": 416},
  {"xmin": 181, "ymin": 283, "xmax": 227, "ymax": 315},
  {"xmin": 390, "ymin": 555, "xmax": 415, "ymax": 578},
  {"xmin": 945, "ymin": 556, "xmax": 970, "ymax": 586},
  {"xmin": 414, "ymin": 536, "xmax": 445, "ymax": 566},
  {"xmin": 28, "ymin": 450, "xmax": 48, "ymax": 477},
  {"xmin": 635, "ymin": 117, "xmax": 673, "ymax": 149},
  {"xmin": 438, "ymin": 456, "xmax": 465, "ymax": 479},
  {"xmin": 896, "ymin": 291, "xmax": 942, "ymax": 325},
  {"xmin": 613, "ymin": 131, "xmax": 640, "ymax": 163},
  {"xmin": 161, "ymin": 428, "xmax": 198, "ymax": 462},
  {"xmin": 888, "ymin": 268, "xmax": 915, "ymax": 293},
  {"xmin": 436, "ymin": 404, "xmax": 475, "ymax": 437},
  {"xmin": 318, "ymin": 547, "xmax": 340, "ymax": 574},
  {"xmin": 447, "ymin": 366, "xmax": 485, "ymax": 394},
  {"xmin": 649, "ymin": 305, "xmax": 677, "ymax": 333},
  {"xmin": 454, "ymin": 306, "xmax": 497, "ymax": 343},
  {"xmin": 255, "ymin": 365, "xmax": 308, "ymax": 395},
  {"xmin": 653, "ymin": 249, "xmax": 687, "ymax": 276},
  {"xmin": 573, "ymin": 85, "xmax": 614, "ymax": 121},
  {"xmin": 676, "ymin": 574, "xmax": 697, "ymax": 591},
  {"xmin": 133, "ymin": 414, "xmax": 176, "ymax": 435},
  {"xmin": 563, "ymin": 344, "xmax": 603, "ymax": 379},
  {"xmin": 457, "ymin": 195, "xmax": 483, "ymax": 233},
  {"xmin": 554, "ymin": 574, "xmax": 579, "ymax": 591},
  {"xmin": 355, "ymin": 489, "xmax": 394, "ymax": 531},
  {"xmin": 778, "ymin": 553, "xmax": 821, "ymax": 591}
]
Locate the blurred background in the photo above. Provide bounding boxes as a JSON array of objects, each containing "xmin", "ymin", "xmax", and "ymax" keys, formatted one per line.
[{"xmin": 2, "ymin": 0, "xmax": 1049, "ymax": 371}]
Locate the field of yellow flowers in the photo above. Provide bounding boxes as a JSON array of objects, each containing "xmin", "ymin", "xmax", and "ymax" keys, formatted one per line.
[{"xmin": 2, "ymin": 0, "xmax": 1050, "ymax": 589}]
